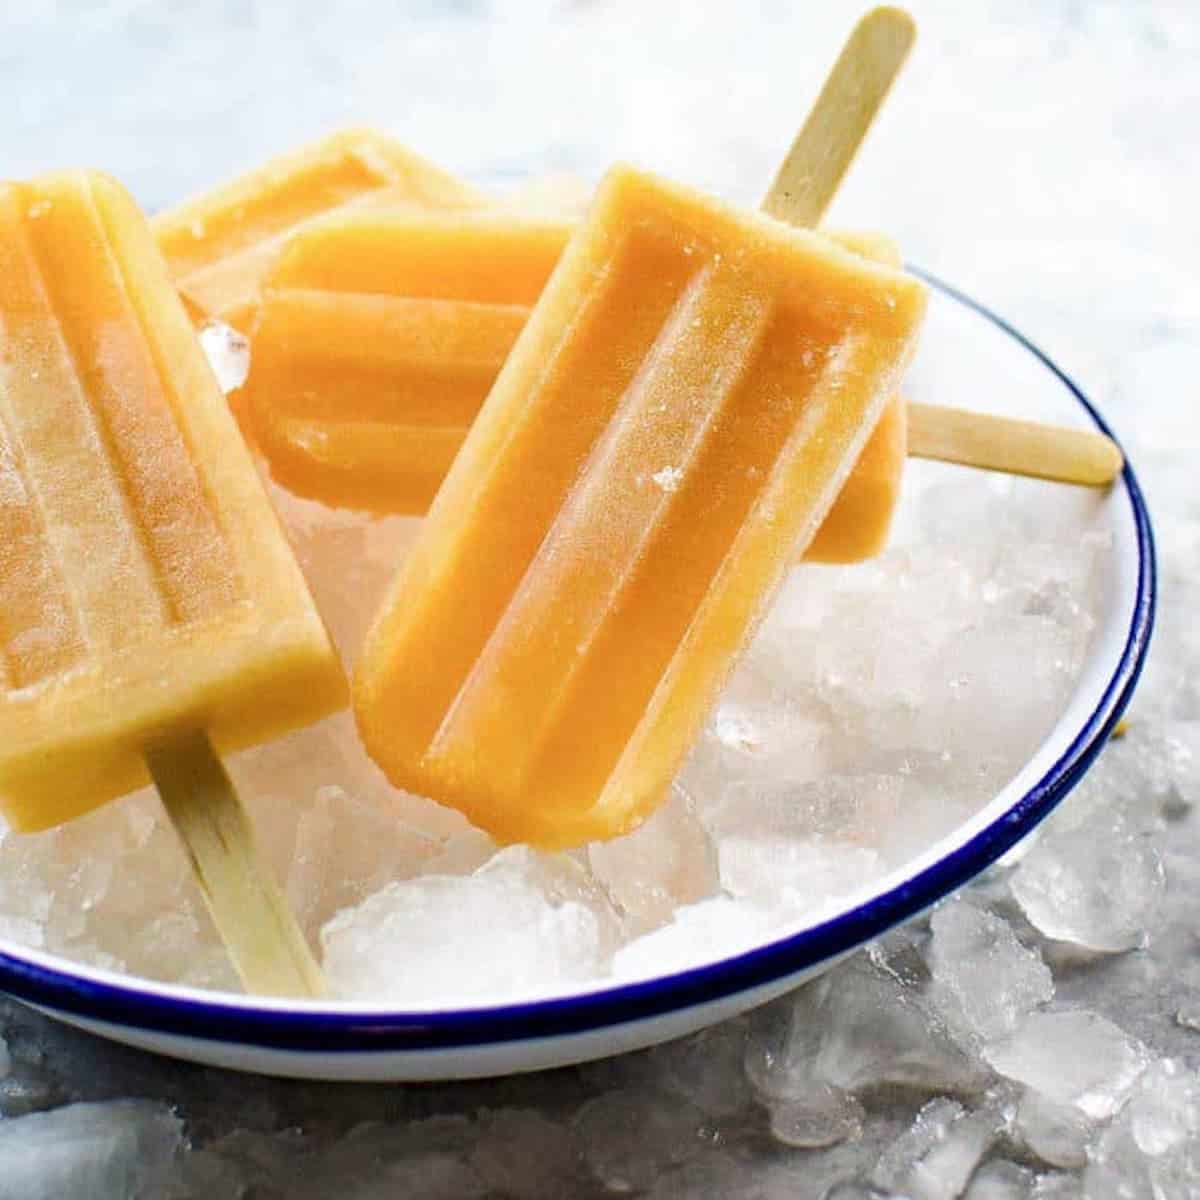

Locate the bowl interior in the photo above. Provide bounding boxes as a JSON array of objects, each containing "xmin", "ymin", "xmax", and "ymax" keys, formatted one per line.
[{"xmin": 0, "ymin": 273, "xmax": 1152, "ymax": 1074}]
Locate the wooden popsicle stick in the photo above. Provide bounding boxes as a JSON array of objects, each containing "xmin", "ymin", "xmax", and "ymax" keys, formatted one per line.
[
  {"xmin": 907, "ymin": 403, "xmax": 1123, "ymax": 484},
  {"xmin": 764, "ymin": 6, "xmax": 1122, "ymax": 488},
  {"xmin": 146, "ymin": 731, "xmax": 323, "ymax": 999},
  {"xmin": 763, "ymin": 6, "xmax": 916, "ymax": 225}
]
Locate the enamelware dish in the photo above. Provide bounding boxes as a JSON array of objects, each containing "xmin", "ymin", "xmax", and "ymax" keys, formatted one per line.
[{"xmin": 0, "ymin": 271, "xmax": 1154, "ymax": 1080}]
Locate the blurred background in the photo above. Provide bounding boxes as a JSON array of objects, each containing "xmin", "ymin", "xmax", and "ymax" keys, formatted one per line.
[{"xmin": 3, "ymin": 1, "xmax": 1196, "ymax": 398}]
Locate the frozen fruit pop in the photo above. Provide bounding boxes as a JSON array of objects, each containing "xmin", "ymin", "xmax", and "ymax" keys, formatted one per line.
[
  {"xmin": 0, "ymin": 170, "xmax": 347, "ymax": 994},
  {"xmin": 353, "ymin": 164, "xmax": 928, "ymax": 848},
  {"xmin": 242, "ymin": 209, "xmax": 907, "ymax": 560},
  {"xmin": 151, "ymin": 127, "xmax": 484, "ymax": 332},
  {"xmin": 245, "ymin": 210, "xmax": 573, "ymax": 514}
]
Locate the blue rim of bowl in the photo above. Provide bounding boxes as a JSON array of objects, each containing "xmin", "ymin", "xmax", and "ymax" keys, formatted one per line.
[{"xmin": 0, "ymin": 271, "xmax": 1156, "ymax": 1054}]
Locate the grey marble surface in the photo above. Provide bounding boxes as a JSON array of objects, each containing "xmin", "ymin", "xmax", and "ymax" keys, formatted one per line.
[{"xmin": 1, "ymin": 1, "xmax": 1199, "ymax": 1196}]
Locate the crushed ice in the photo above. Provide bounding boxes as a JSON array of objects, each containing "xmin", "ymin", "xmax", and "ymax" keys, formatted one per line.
[
  {"xmin": 0, "ymin": 452, "xmax": 1112, "ymax": 999},
  {"xmin": 0, "ymin": 1, "xmax": 1196, "ymax": 1192}
]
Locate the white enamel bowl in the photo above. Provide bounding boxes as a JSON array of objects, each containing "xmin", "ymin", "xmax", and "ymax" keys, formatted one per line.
[{"xmin": 0, "ymin": 272, "xmax": 1154, "ymax": 1080}]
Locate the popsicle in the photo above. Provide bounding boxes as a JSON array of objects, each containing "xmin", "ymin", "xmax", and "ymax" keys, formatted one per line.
[
  {"xmin": 0, "ymin": 169, "xmax": 347, "ymax": 994},
  {"xmin": 353, "ymin": 161, "xmax": 928, "ymax": 848},
  {"xmin": 151, "ymin": 127, "xmax": 484, "ymax": 332},
  {"xmin": 242, "ymin": 209, "xmax": 909, "ymax": 559},
  {"xmin": 241, "ymin": 207, "xmax": 1117, "ymax": 561},
  {"xmin": 245, "ymin": 210, "xmax": 574, "ymax": 514}
]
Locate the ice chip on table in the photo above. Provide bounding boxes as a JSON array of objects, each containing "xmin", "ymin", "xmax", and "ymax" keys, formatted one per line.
[
  {"xmin": 1014, "ymin": 1088, "xmax": 1095, "ymax": 1169},
  {"xmin": 962, "ymin": 1161, "xmax": 1035, "ymax": 1200},
  {"xmin": 243, "ymin": 210, "xmax": 571, "ymax": 512},
  {"xmin": 0, "ymin": 1036, "xmax": 8, "ymax": 1080},
  {"xmin": 321, "ymin": 845, "xmax": 618, "ymax": 1003},
  {"xmin": 983, "ymin": 1011, "xmax": 1149, "ymax": 1121},
  {"xmin": 1009, "ymin": 820, "xmax": 1165, "ymax": 952},
  {"xmin": 1125, "ymin": 1058, "xmax": 1200, "ymax": 1156},
  {"xmin": 0, "ymin": 171, "xmax": 346, "ymax": 833},
  {"xmin": 649, "ymin": 1022, "xmax": 753, "ymax": 1118},
  {"xmin": 780, "ymin": 950, "xmax": 991, "ymax": 1096},
  {"xmin": 198, "ymin": 319, "xmax": 251, "ymax": 393},
  {"xmin": 352, "ymin": 163, "xmax": 926, "ymax": 848},
  {"xmin": 757, "ymin": 1079, "xmax": 865, "ymax": 1150},
  {"xmin": 0, "ymin": 1100, "xmax": 183, "ymax": 1200},
  {"xmin": 743, "ymin": 1028, "xmax": 865, "ymax": 1148},
  {"xmin": 244, "ymin": 204, "xmax": 910, "ymax": 566},
  {"xmin": 927, "ymin": 895, "xmax": 1054, "ymax": 1044},
  {"xmin": 151, "ymin": 127, "xmax": 483, "ymax": 332},
  {"xmin": 873, "ymin": 1095, "xmax": 1010, "ymax": 1200},
  {"xmin": 1084, "ymin": 1059, "xmax": 1200, "ymax": 1200}
]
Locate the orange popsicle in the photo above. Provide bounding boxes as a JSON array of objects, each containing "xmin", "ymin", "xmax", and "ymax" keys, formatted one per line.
[
  {"xmin": 245, "ymin": 210, "xmax": 572, "ymax": 514},
  {"xmin": 0, "ymin": 170, "xmax": 346, "ymax": 993},
  {"xmin": 353, "ymin": 164, "xmax": 927, "ymax": 848},
  {"xmin": 151, "ymin": 127, "xmax": 483, "ymax": 331},
  {"xmin": 242, "ymin": 208, "xmax": 906, "ymax": 561}
]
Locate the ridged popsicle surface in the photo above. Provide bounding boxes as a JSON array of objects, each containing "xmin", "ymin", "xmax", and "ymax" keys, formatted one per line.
[
  {"xmin": 245, "ymin": 211, "xmax": 572, "ymax": 512},
  {"xmin": 151, "ymin": 129, "xmax": 483, "ymax": 329},
  {"xmin": 355, "ymin": 165, "xmax": 926, "ymax": 847},
  {"xmin": 0, "ymin": 171, "xmax": 346, "ymax": 830}
]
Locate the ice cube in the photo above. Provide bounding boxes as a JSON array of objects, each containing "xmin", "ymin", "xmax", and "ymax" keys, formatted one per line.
[
  {"xmin": 286, "ymin": 784, "xmax": 439, "ymax": 942},
  {"xmin": 1014, "ymin": 1087, "xmax": 1094, "ymax": 1169},
  {"xmin": 321, "ymin": 846, "xmax": 617, "ymax": 1003},
  {"xmin": 650, "ymin": 1023, "xmax": 752, "ymax": 1118},
  {"xmin": 269, "ymin": 499, "xmax": 422, "ymax": 673},
  {"xmin": 927, "ymin": 896, "xmax": 1053, "ymax": 1044},
  {"xmin": 752, "ymin": 1073, "xmax": 864, "ymax": 1149},
  {"xmin": 742, "ymin": 989, "xmax": 864, "ymax": 1148},
  {"xmin": 610, "ymin": 896, "xmax": 779, "ymax": 982},
  {"xmin": 679, "ymin": 662, "xmax": 835, "ymax": 816},
  {"xmin": 587, "ymin": 786, "xmax": 718, "ymax": 932},
  {"xmin": 198, "ymin": 319, "xmax": 250, "ymax": 393},
  {"xmin": 1123, "ymin": 1057, "xmax": 1200, "ymax": 1158},
  {"xmin": 1100, "ymin": 721, "xmax": 1200, "ymax": 823},
  {"xmin": 0, "ymin": 1100, "xmax": 182, "ymax": 1200},
  {"xmin": 701, "ymin": 773, "xmax": 904, "ymax": 848},
  {"xmin": 1079, "ymin": 1061, "xmax": 1200, "ymax": 1200},
  {"xmin": 1010, "ymin": 823, "xmax": 1165, "ymax": 952},
  {"xmin": 718, "ymin": 834, "xmax": 883, "ymax": 922},
  {"xmin": 573, "ymin": 1087, "xmax": 704, "ymax": 1193},
  {"xmin": 962, "ymin": 1160, "xmax": 1035, "ymax": 1200},
  {"xmin": 0, "ymin": 1036, "xmax": 9, "ymax": 1079},
  {"xmin": 874, "ymin": 1095, "xmax": 1009, "ymax": 1200},
  {"xmin": 983, "ymin": 1011, "xmax": 1148, "ymax": 1121},
  {"xmin": 803, "ymin": 953, "xmax": 992, "ymax": 1096}
]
